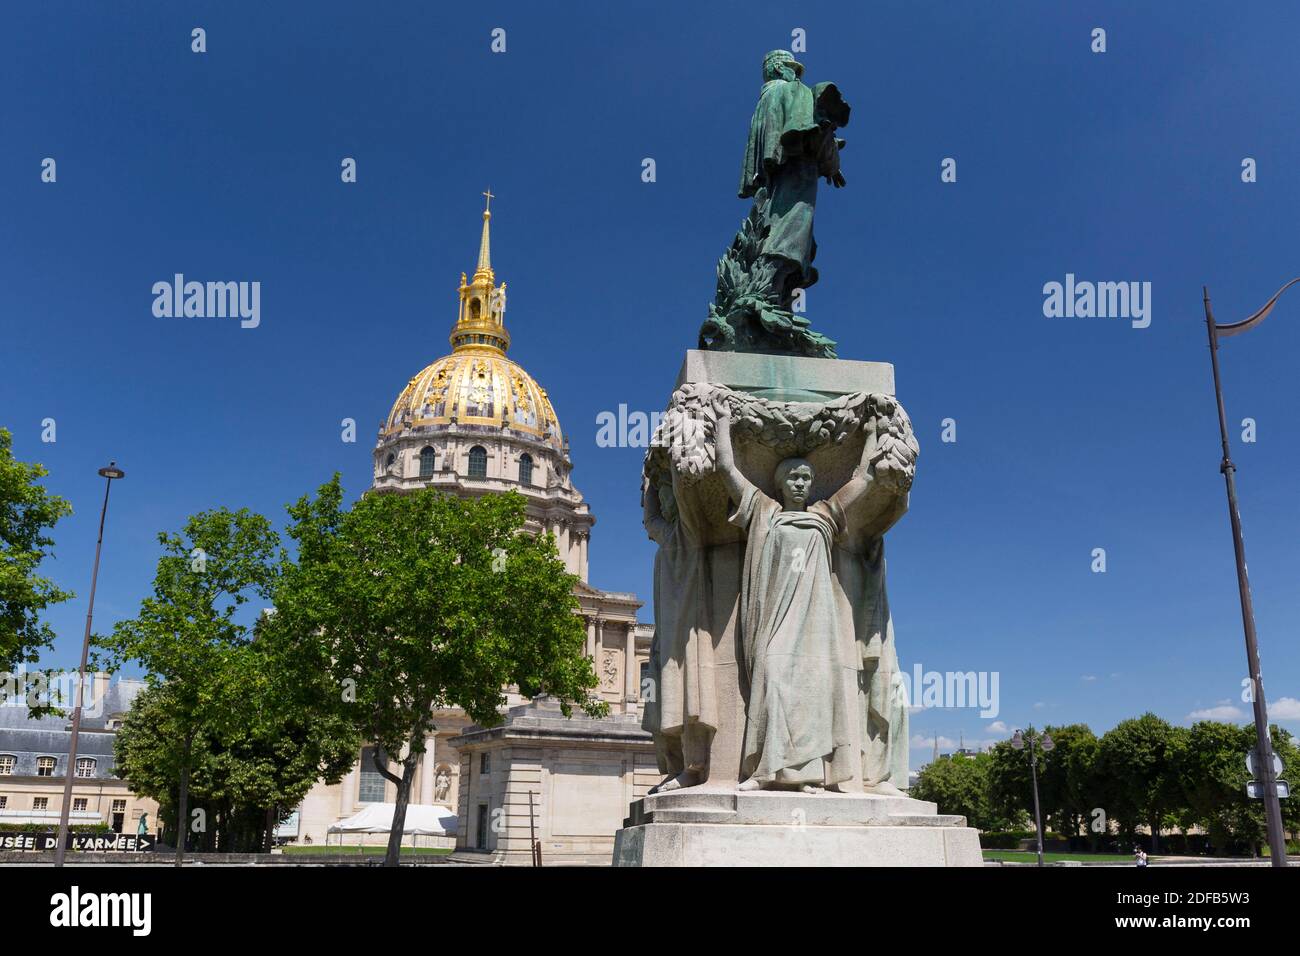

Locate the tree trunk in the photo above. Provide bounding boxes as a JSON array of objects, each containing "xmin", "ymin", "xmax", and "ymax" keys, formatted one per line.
[
  {"xmin": 263, "ymin": 805, "xmax": 277, "ymax": 853},
  {"xmin": 174, "ymin": 731, "xmax": 193, "ymax": 868},
  {"xmin": 1149, "ymin": 819, "xmax": 1160, "ymax": 855},
  {"xmin": 382, "ymin": 744, "xmax": 423, "ymax": 868}
]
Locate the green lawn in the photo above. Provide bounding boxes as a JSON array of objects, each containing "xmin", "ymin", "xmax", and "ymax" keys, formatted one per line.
[
  {"xmin": 281, "ymin": 844, "xmax": 453, "ymax": 856},
  {"xmin": 982, "ymin": 849, "xmax": 1141, "ymax": 863}
]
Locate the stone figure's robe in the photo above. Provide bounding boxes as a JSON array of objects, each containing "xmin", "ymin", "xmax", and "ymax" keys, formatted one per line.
[
  {"xmin": 641, "ymin": 489, "xmax": 717, "ymax": 775},
  {"xmin": 738, "ymin": 79, "xmax": 850, "ymax": 291},
  {"xmin": 729, "ymin": 486, "xmax": 859, "ymax": 787},
  {"xmin": 834, "ymin": 535, "xmax": 909, "ymax": 789}
]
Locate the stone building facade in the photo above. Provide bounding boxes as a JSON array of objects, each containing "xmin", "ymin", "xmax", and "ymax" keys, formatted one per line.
[{"xmin": 0, "ymin": 674, "xmax": 159, "ymax": 835}]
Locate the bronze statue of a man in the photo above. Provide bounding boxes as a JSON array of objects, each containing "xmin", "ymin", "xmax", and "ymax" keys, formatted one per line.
[
  {"xmin": 700, "ymin": 50, "xmax": 850, "ymax": 358},
  {"xmin": 741, "ymin": 49, "xmax": 850, "ymax": 306}
]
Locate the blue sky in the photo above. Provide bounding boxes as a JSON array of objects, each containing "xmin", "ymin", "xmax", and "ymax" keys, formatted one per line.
[{"xmin": 4, "ymin": 1, "xmax": 1300, "ymax": 761}]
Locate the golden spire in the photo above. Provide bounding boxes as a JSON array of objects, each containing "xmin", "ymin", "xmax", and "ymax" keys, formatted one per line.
[
  {"xmin": 474, "ymin": 188, "xmax": 494, "ymax": 281},
  {"xmin": 451, "ymin": 191, "xmax": 509, "ymax": 355}
]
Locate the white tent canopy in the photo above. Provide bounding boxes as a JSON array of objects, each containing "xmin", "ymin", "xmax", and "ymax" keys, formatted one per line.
[{"xmin": 328, "ymin": 803, "xmax": 458, "ymax": 837}]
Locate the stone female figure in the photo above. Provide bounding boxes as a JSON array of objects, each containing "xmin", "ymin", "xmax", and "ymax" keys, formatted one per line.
[
  {"xmin": 713, "ymin": 403, "xmax": 881, "ymax": 793},
  {"xmin": 641, "ymin": 474, "xmax": 717, "ymax": 793}
]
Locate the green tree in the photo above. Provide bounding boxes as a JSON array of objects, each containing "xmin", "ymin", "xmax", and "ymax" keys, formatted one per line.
[
  {"xmin": 1175, "ymin": 721, "xmax": 1300, "ymax": 856},
  {"xmin": 988, "ymin": 730, "xmax": 1037, "ymax": 831},
  {"xmin": 912, "ymin": 751, "xmax": 1007, "ymax": 831},
  {"xmin": 0, "ymin": 428, "xmax": 73, "ymax": 683},
  {"xmin": 274, "ymin": 477, "xmax": 605, "ymax": 867},
  {"xmin": 232, "ymin": 623, "xmax": 362, "ymax": 851},
  {"xmin": 96, "ymin": 507, "xmax": 279, "ymax": 863},
  {"xmin": 114, "ymin": 637, "xmax": 361, "ymax": 853},
  {"xmin": 113, "ymin": 680, "xmax": 193, "ymax": 845},
  {"xmin": 1095, "ymin": 713, "xmax": 1182, "ymax": 852},
  {"xmin": 1034, "ymin": 724, "xmax": 1100, "ymax": 843}
]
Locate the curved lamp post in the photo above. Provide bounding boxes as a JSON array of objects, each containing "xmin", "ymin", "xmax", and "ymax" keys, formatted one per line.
[
  {"xmin": 53, "ymin": 462, "xmax": 125, "ymax": 867},
  {"xmin": 1203, "ymin": 283, "xmax": 1292, "ymax": 868},
  {"xmin": 1011, "ymin": 728, "xmax": 1053, "ymax": 866}
]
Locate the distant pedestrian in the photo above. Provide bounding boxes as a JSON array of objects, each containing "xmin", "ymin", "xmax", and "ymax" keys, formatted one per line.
[
  {"xmin": 1135, "ymin": 847, "xmax": 1148, "ymax": 867},
  {"xmin": 137, "ymin": 812, "xmax": 149, "ymax": 839}
]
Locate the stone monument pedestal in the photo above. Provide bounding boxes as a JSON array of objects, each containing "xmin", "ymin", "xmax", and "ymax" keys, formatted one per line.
[{"xmin": 612, "ymin": 788, "xmax": 983, "ymax": 867}]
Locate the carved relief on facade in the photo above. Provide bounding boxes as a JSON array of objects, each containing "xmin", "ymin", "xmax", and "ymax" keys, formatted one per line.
[{"xmin": 601, "ymin": 650, "xmax": 620, "ymax": 692}]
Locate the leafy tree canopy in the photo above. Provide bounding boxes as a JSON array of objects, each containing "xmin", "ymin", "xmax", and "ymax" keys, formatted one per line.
[{"xmin": 0, "ymin": 427, "xmax": 73, "ymax": 678}]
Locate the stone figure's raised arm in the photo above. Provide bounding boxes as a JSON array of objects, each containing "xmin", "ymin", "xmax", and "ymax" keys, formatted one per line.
[
  {"xmin": 829, "ymin": 417, "xmax": 884, "ymax": 514},
  {"xmin": 712, "ymin": 404, "xmax": 753, "ymax": 506}
]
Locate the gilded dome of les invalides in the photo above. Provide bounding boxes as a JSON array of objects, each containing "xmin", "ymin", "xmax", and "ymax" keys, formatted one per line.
[
  {"xmin": 381, "ymin": 196, "xmax": 563, "ymax": 452},
  {"xmin": 384, "ymin": 350, "xmax": 562, "ymax": 452}
]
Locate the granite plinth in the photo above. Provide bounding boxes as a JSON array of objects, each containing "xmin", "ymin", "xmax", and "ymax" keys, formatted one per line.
[{"xmin": 612, "ymin": 789, "xmax": 983, "ymax": 867}]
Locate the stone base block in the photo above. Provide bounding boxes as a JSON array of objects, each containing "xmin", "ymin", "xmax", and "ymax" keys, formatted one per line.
[
  {"xmin": 676, "ymin": 349, "xmax": 895, "ymax": 402},
  {"xmin": 612, "ymin": 789, "xmax": 982, "ymax": 867}
]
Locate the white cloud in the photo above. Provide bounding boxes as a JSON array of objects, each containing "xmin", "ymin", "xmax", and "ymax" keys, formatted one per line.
[
  {"xmin": 1033, "ymin": 701, "xmax": 1046, "ymax": 710},
  {"xmin": 1186, "ymin": 704, "xmax": 1247, "ymax": 722},
  {"xmin": 1081, "ymin": 675, "xmax": 1097, "ymax": 682},
  {"xmin": 986, "ymin": 721, "xmax": 1008, "ymax": 733},
  {"xmin": 1269, "ymin": 697, "xmax": 1300, "ymax": 721}
]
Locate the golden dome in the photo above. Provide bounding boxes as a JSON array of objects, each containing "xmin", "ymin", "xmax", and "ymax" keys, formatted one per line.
[
  {"xmin": 382, "ymin": 192, "xmax": 563, "ymax": 451},
  {"xmin": 383, "ymin": 350, "xmax": 562, "ymax": 450}
]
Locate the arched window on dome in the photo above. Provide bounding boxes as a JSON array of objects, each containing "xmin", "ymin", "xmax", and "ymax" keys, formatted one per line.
[
  {"xmin": 385, "ymin": 453, "xmax": 397, "ymax": 474},
  {"xmin": 468, "ymin": 445, "xmax": 488, "ymax": 479},
  {"xmin": 518, "ymin": 453, "xmax": 533, "ymax": 486},
  {"xmin": 469, "ymin": 299, "xmax": 481, "ymax": 320},
  {"xmin": 419, "ymin": 446, "xmax": 436, "ymax": 478}
]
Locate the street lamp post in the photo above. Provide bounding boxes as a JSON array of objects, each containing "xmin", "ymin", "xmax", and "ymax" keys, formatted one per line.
[
  {"xmin": 1011, "ymin": 729, "xmax": 1054, "ymax": 867},
  {"xmin": 1202, "ymin": 282, "xmax": 1293, "ymax": 868},
  {"xmin": 53, "ymin": 462, "xmax": 125, "ymax": 868}
]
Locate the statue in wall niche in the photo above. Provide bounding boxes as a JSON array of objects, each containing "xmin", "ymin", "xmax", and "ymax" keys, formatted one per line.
[
  {"xmin": 641, "ymin": 476, "xmax": 717, "ymax": 793},
  {"xmin": 434, "ymin": 768, "xmax": 451, "ymax": 803},
  {"xmin": 699, "ymin": 49, "xmax": 850, "ymax": 359}
]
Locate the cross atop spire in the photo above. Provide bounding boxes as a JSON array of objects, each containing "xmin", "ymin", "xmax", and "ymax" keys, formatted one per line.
[{"xmin": 475, "ymin": 188, "xmax": 494, "ymax": 277}]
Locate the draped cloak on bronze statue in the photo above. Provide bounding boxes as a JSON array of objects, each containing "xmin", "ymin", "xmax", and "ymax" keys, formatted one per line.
[{"xmin": 739, "ymin": 77, "xmax": 850, "ymax": 296}]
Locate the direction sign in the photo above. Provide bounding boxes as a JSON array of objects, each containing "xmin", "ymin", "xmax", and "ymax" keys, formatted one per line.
[{"xmin": 1246, "ymin": 779, "xmax": 1291, "ymax": 800}]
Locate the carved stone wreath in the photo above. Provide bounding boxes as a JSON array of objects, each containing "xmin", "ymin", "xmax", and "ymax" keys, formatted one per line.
[{"xmin": 644, "ymin": 382, "xmax": 919, "ymax": 490}]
